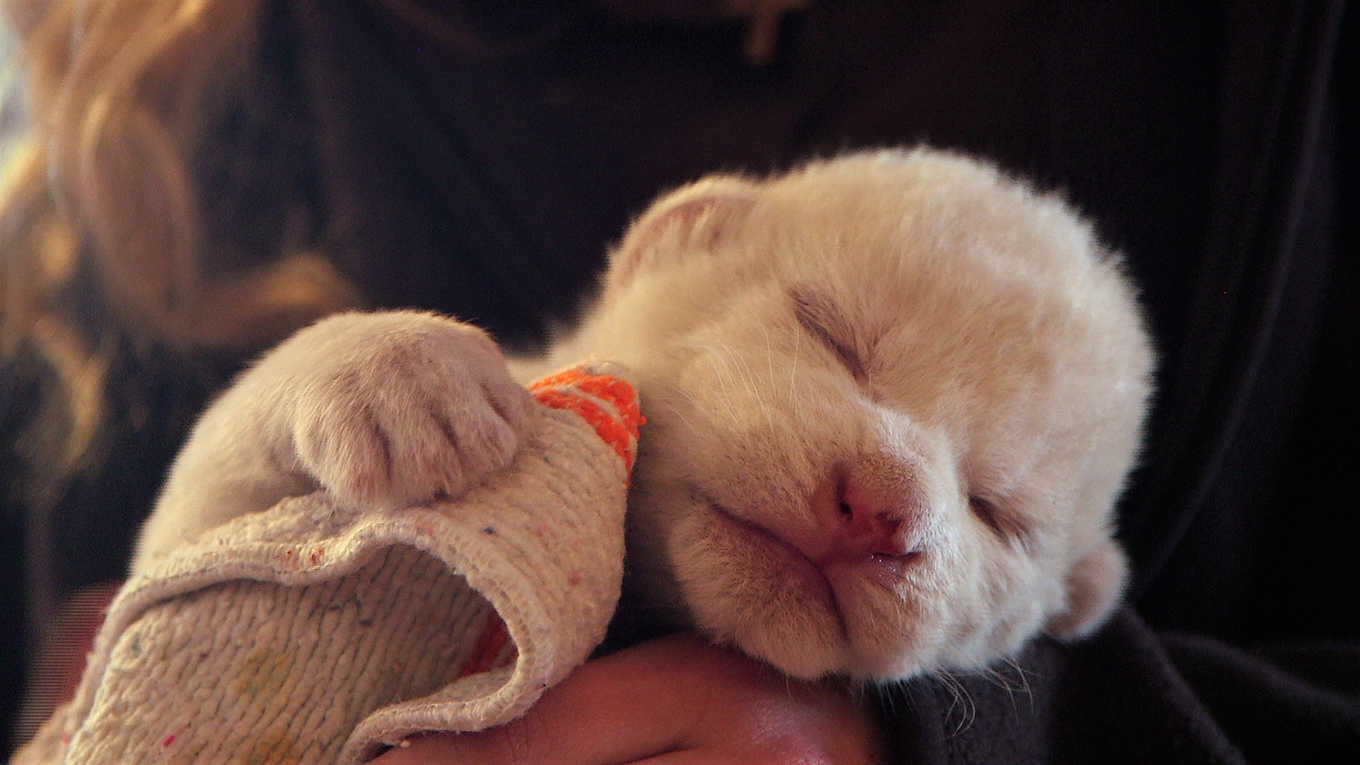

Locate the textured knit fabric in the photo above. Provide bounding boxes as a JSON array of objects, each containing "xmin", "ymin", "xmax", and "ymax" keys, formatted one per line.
[{"xmin": 12, "ymin": 364, "xmax": 640, "ymax": 765}]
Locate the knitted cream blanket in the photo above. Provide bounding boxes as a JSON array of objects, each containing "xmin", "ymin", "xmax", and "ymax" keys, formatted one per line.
[{"xmin": 13, "ymin": 363, "xmax": 641, "ymax": 765}]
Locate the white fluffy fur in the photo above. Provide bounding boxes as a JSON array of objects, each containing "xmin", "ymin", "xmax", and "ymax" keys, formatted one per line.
[{"xmin": 136, "ymin": 148, "xmax": 1154, "ymax": 682}]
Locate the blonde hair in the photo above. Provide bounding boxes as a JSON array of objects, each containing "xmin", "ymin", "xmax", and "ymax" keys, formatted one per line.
[{"xmin": 1, "ymin": 0, "xmax": 360, "ymax": 463}]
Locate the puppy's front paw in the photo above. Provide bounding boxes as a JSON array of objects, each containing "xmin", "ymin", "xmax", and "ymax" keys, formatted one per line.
[{"xmin": 289, "ymin": 312, "xmax": 536, "ymax": 509}]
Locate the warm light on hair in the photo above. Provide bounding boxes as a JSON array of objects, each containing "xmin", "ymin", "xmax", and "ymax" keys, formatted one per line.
[{"xmin": 2, "ymin": 0, "xmax": 360, "ymax": 461}]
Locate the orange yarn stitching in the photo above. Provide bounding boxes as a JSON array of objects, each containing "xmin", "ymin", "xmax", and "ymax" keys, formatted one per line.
[
  {"xmin": 529, "ymin": 370, "xmax": 645, "ymax": 475},
  {"xmin": 531, "ymin": 389, "xmax": 638, "ymax": 473}
]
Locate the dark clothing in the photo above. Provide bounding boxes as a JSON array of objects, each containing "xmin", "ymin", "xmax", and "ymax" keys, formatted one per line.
[
  {"xmin": 4, "ymin": 0, "xmax": 1356, "ymax": 759},
  {"xmin": 879, "ymin": 608, "xmax": 1360, "ymax": 764}
]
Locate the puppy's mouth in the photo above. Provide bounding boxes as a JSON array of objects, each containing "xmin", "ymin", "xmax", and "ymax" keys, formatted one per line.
[{"xmin": 700, "ymin": 496, "xmax": 849, "ymax": 634}]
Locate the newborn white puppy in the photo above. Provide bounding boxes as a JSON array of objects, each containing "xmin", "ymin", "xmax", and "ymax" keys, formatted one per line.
[{"xmin": 137, "ymin": 147, "xmax": 1154, "ymax": 683}]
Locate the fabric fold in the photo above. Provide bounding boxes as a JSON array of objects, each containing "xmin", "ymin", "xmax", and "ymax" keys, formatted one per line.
[{"xmin": 14, "ymin": 363, "xmax": 640, "ymax": 765}]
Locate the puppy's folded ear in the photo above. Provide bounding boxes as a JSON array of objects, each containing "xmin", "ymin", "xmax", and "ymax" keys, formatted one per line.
[
  {"xmin": 604, "ymin": 176, "xmax": 758, "ymax": 298},
  {"xmin": 1046, "ymin": 537, "xmax": 1128, "ymax": 640}
]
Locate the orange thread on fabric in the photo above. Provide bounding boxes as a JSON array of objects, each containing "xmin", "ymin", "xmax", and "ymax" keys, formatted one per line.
[
  {"xmin": 531, "ymin": 389, "xmax": 638, "ymax": 473},
  {"xmin": 529, "ymin": 371, "xmax": 644, "ymax": 473},
  {"xmin": 571, "ymin": 376, "xmax": 644, "ymax": 437},
  {"xmin": 530, "ymin": 372, "xmax": 642, "ymax": 430}
]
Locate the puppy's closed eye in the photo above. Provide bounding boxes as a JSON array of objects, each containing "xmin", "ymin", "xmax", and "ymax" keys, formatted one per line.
[
  {"xmin": 969, "ymin": 494, "xmax": 1031, "ymax": 546},
  {"xmin": 790, "ymin": 286, "xmax": 868, "ymax": 382}
]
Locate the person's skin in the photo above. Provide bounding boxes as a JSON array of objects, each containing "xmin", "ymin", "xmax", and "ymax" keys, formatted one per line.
[
  {"xmin": 18, "ymin": 583, "xmax": 120, "ymax": 737},
  {"xmin": 372, "ymin": 633, "xmax": 885, "ymax": 765}
]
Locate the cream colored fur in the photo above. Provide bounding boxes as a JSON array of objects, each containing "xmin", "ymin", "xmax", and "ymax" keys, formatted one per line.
[{"xmin": 136, "ymin": 147, "xmax": 1154, "ymax": 682}]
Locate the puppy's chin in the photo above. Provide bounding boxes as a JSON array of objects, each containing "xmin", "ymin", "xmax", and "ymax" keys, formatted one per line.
[
  {"xmin": 644, "ymin": 491, "xmax": 944, "ymax": 681},
  {"xmin": 670, "ymin": 495, "xmax": 849, "ymax": 680},
  {"xmin": 630, "ymin": 473, "xmax": 1088, "ymax": 682}
]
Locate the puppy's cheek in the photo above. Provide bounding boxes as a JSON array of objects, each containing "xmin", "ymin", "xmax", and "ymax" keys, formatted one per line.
[{"xmin": 1045, "ymin": 538, "xmax": 1127, "ymax": 639}]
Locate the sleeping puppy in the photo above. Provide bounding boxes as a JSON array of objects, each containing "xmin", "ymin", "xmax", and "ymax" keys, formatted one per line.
[{"xmin": 136, "ymin": 147, "xmax": 1154, "ymax": 682}]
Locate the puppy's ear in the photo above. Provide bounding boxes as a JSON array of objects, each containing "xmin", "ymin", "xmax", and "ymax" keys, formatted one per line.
[
  {"xmin": 604, "ymin": 176, "xmax": 758, "ymax": 298},
  {"xmin": 1046, "ymin": 538, "xmax": 1127, "ymax": 640}
]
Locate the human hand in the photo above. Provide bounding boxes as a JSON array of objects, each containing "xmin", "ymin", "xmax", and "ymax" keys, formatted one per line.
[{"xmin": 370, "ymin": 632, "xmax": 884, "ymax": 764}]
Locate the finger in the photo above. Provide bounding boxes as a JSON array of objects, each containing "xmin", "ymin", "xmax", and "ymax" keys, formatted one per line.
[
  {"xmin": 368, "ymin": 634, "xmax": 883, "ymax": 765},
  {"xmin": 371, "ymin": 634, "xmax": 764, "ymax": 765},
  {"xmin": 630, "ymin": 751, "xmax": 748, "ymax": 765},
  {"xmin": 375, "ymin": 642, "xmax": 710, "ymax": 764}
]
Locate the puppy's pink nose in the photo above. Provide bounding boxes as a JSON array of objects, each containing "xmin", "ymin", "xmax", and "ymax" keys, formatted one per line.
[{"xmin": 810, "ymin": 468, "xmax": 918, "ymax": 563}]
